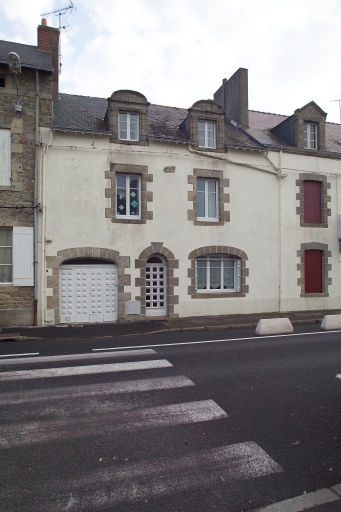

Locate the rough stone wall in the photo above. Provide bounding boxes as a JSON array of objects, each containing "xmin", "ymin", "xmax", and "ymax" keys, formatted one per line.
[{"xmin": 0, "ymin": 63, "xmax": 53, "ymax": 326}]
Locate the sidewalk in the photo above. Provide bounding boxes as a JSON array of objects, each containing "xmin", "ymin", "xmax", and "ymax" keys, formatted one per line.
[{"xmin": 1, "ymin": 309, "xmax": 340, "ymax": 342}]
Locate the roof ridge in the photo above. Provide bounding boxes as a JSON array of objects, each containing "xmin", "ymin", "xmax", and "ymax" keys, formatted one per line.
[
  {"xmin": 249, "ymin": 109, "xmax": 289, "ymax": 117},
  {"xmin": 59, "ymin": 92, "xmax": 107, "ymax": 101}
]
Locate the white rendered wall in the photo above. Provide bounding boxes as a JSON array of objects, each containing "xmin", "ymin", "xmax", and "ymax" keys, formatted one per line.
[{"xmin": 44, "ymin": 132, "xmax": 341, "ymax": 321}]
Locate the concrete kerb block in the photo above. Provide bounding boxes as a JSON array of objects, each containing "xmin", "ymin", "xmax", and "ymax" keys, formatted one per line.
[
  {"xmin": 321, "ymin": 314, "xmax": 341, "ymax": 331},
  {"xmin": 255, "ymin": 318, "xmax": 294, "ymax": 336}
]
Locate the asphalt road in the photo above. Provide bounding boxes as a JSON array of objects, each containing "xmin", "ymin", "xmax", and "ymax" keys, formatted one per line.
[{"xmin": 0, "ymin": 325, "xmax": 340, "ymax": 512}]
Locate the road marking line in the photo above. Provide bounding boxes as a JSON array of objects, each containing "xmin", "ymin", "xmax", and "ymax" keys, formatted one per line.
[
  {"xmin": 93, "ymin": 329, "xmax": 341, "ymax": 352},
  {"xmin": 0, "ymin": 359, "xmax": 172, "ymax": 381},
  {"xmin": 0, "ymin": 400, "xmax": 227, "ymax": 448},
  {"xmin": 336, "ymin": 374, "xmax": 341, "ymax": 379},
  {"xmin": 0, "ymin": 349, "xmax": 156, "ymax": 366},
  {"xmin": 0, "ymin": 352, "xmax": 39, "ymax": 358},
  {"xmin": 0, "ymin": 442, "xmax": 282, "ymax": 509},
  {"xmin": 0, "ymin": 375, "xmax": 195, "ymax": 405}
]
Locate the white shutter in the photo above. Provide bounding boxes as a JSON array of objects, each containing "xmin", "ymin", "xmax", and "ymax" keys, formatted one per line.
[
  {"xmin": 12, "ymin": 227, "xmax": 34, "ymax": 286},
  {"xmin": 0, "ymin": 129, "xmax": 11, "ymax": 186}
]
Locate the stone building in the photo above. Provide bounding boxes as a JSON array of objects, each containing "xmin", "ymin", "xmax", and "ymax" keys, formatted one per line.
[
  {"xmin": 42, "ymin": 70, "xmax": 341, "ymax": 325},
  {"xmin": 1, "ymin": 21, "xmax": 341, "ymax": 327},
  {"xmin": 0, "ymin": 20, "xmax": 58, "ymax": 326}
]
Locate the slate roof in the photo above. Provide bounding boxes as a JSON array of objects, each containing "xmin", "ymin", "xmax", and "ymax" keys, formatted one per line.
[
  {"xmin": 0, "ymin": 40, "xmax": 53, "ymax": 72},
  {"xmin": 52, "ymin": 93, "xmax": 341, "ymax": 155},
  {"xmin": 53, "ymin": 94, "xmax": 109, "ymax": 134}
]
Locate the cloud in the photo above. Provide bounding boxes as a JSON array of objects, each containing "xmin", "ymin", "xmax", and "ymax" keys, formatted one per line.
[{"xmin": 0, "ymin": 0, "xmax": 340, "ymax": 122}]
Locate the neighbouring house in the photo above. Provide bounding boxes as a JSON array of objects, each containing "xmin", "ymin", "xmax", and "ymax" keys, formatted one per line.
[
  {"xmin": 1, "ymin": 20, "xmax": 341, "ymax": 327},
  {"xmin": 0, "ymin": 20, "xmax": 58, "ymax": 326}
]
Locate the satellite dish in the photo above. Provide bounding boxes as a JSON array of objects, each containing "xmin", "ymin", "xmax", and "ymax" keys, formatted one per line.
[{"xmin": 7, "ymin": 52, "xmax": 21, "ymax": 74}]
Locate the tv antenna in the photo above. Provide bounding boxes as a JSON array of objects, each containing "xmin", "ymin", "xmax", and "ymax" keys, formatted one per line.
[
  {"xmin": 330, "ymin": 99, "xmax": 341, "ymax": 124},
  {"xmin": 41, "ymin": 2, "xmax": 76, "ymax": 29},
  {"xmin": 41, "ymin": 2, "xmax": 76, "ymax": 75}
]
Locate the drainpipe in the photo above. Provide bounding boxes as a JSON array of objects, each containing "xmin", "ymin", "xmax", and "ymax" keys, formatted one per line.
[
  {"xmin": 33, "ymin": 70, "xmax": 40, "ymax": 325},
  {"xmin": 278, "ymin": 147, "xmax": 283, "ymax": 312}
]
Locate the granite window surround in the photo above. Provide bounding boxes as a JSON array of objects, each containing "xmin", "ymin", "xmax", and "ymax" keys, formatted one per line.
[
  {"xmin": 188, "ymin": 168, "xmax": 230, "ymax": 226},
  {"xmin": 296, "ymin": 173, "xmax": 331, "ymax": 228},
  {"xmin": 188, "ymin": 245, "xmax": 249, "ymax": 299},
  {"xmin": 180, "ymin": 100, "xmax": 225, "ymax": 153},
  {"xmin": 297, "ymin": 242, "xmax": 331, "ymax": 297},
  {"xmin": 106, "ymin": 90, "xmax": 149, "ymax": 146},
  {"xmin": 105, "ymin": 163, "xmax": 153, "ymax": 224}
]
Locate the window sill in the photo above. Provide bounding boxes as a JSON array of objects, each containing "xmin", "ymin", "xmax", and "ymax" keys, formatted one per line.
[
  {"xmin": 191, "ymin": 292, "xmax": 245, "ymax": 299},
  {"xmin": 300, "ymin": 292, "xmax": 329, "ymax": 298},
  {"xmin": 113, "ymin": 217, "xmax": 144, "ymax": 224},
  {"xmin": 300, "ymin": 222, "xmax": 327, "ymax": 228},
  {"xmin": 194, "ymin": 220, "xmax": 224, "ymax": 226}
]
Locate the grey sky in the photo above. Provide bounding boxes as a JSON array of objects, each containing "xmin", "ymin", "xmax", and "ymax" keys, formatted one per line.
[{"xmin": 0, "ymin": 0, "xmax": 340, "ymax": 122}]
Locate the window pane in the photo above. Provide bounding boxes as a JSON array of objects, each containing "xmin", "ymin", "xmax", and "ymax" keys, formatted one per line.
[
  {"xmin": 0, "ymin": 228, "xmax": 12, "ymax": 246},
  {"xmin": 130, "ymin": 114, "xmax": 139, "ymax": 140},
  {"xmin": 197, "ymin": 189, "xmax": 205, "ymax": 217},
  {"xmin": 198, "ymin": 122, "xmax": 205, "ymax": 147},
  {"xmin": 223, "ymin": 260, "xmax": 234, "ymax": 289},
  {"xmin": 129, "ymin": 176, "xmax": 139, "ymax": 216},
  {"xmin": 116, "ymin": 176, "xmax": 127, "ymax": 216},
  {"xmin": 0, "ymin": 247, "xmax": 12, "ymax": 264},
  {"xmin": 207, "ymin": 181, "xmax": 217, "ymax": 218},
  {"xmin": 303, "ymin": 124, "xmax": 308, "ymax": 147},
  {"xmin": 209, "ymin": 260, "xmax": 221, "ymax": 289},
  {"xmin": 0, "ymin": 265, "xmax": 12, "ymax": 283},
  {"xmin": 119, "ymin": 113, "xmax": 128, "ymax": 139},
  {"xmin": 207, "ymin": 123, "xmax": 215, "ymax": 148},
  {"xmin": 197, "ymin": 259, "xmax": 207, "ymax": 289}
]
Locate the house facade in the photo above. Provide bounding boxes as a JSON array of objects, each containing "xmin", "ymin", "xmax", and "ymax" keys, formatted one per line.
[
  {"xmin": 0, "ymin": 20, "xmax": 58, "ymax": 326},
  {"xmin": 42, "ymin": 69, "xmax": 341, "ymax": 325},
  {"xmin": 1, "ymin": 21, "xmax": 341, "ymax": 327}
]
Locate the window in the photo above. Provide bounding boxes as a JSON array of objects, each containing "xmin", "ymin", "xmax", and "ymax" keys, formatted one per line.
[
  {"xmin": 304, "ymin": 180, "xmax": 322, "ymax": 224},
  {"xmin": 304, "ymin": 250, "xmax": 322, "ymax": 293},
  {"xmin": 0, "ymin": 227, "xmax": 33, "ymax": 286},
  {"xmin": 303, "ymin": 123, "xmax": 317, "ymax": 149},
  {"xmin": 0, "ymin": 228, "xmax": 12, "ymax": 283},
  {"xmin": 196, "ymin": 255, "xmax": 241, "ymax": 292},
  {"xmin": 116, "ymin": 174, "xmax": 141, "ymax": 218},
  {"xmin": 0, "ymin": 129, "xmax": 11, "ymax": 186},
  {"xmin": 0, "ymin": 77, "xmax": 5, "ymax": 87},
  {"xmin": 119, "ymin": 112, "xmax": 139, "ymax": 141},
  {"xmin": 197, "ymin": 178, "xmax": 218, "ymax": 221},
  {"xmin": 198, "ymin": 120, "xmax": 216, "ymax": 148}
]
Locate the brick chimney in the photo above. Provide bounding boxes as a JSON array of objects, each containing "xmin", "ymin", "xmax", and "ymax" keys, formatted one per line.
[
  {"xmin": 214, "ymin": 68, "xmax": 249, "ymax": 129},
  {"xmin": 37, "ymin": 18, "xmax": 60, "ymax": 99}
]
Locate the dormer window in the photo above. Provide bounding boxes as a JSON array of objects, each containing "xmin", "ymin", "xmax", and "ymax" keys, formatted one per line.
[
  {"xmin": 119, "ymin": 112, "xmax": 139, "ymax": 141},
  {"xmin": 303, "ymin": 123, "xmax": 317, "ymax": 149},
  {"xmin": 198, "ymin": 120, "xmax": 216, "ymax": 149}
]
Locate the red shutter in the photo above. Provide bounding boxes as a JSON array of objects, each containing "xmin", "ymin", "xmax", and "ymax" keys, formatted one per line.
[
  {"xmin": 304, "ymin": 181, "xmax": 322, "ymax": 223},
  {"xmin": 305, "ymin": 250, "xmax": 322, "ymax": 293}
]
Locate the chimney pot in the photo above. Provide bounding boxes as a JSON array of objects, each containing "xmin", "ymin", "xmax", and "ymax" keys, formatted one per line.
[{"xmin": 41, "ymin": 18, "xmax": 47, "ymax": 26}]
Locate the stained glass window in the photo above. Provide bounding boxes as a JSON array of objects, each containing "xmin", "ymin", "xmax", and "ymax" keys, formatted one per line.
[{"xmin": 116, "ymin": 174, "xmax": 141, "ymax": 218}]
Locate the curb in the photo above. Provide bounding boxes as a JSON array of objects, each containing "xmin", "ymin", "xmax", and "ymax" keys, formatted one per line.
[
  {"xmin": 250, "ymin": 483, "xmax": 341, "ymax": 512},
  {"xmin": 0, "ymin": 318, "xmax": 321, "ymax": 342}
]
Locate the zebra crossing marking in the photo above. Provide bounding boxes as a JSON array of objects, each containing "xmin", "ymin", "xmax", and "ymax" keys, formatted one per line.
[
  {"xmin": 0, "ymin": 349, "xmax": 156, "ymax": 366},
  {"xmin": 0, "ymin": 375, "xmax": 195, "ymax": 405},
  {"xmin": 0, "ymin": 359, "xmax": 173, "ymax": 381}
]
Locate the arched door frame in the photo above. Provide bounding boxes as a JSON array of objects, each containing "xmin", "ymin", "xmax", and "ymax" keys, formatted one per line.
[{"xmin": 135, "ymin": 243, "xmax": 179, "ymax": 318}]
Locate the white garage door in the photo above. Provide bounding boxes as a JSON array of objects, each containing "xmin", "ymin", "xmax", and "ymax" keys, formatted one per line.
[{"xmin": 60, "ymin": 264, "xmax": 118, "ymax": 324}]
